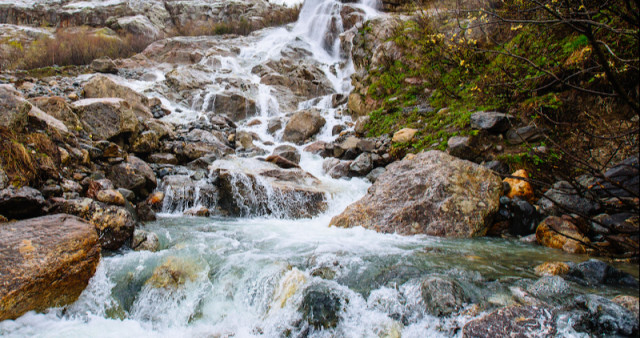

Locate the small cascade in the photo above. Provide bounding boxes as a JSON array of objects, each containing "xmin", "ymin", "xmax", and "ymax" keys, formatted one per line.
[{"xmin": 159, "ymin": 175, "xmax": 218, "ymax": 214}]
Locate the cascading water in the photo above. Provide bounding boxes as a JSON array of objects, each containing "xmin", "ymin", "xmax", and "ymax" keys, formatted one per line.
[{"xmin": 1, "ymin": 0, "xmax": 638, "ymax": 337}]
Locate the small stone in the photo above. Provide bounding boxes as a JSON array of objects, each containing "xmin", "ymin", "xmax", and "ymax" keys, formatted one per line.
[
  {"xmin": 95, "ymin": 189, "xmax": 125, "ymax": 206},
  {"xmin": 534, "ymin": 262, "xmax": 570, "ymax": 276},
  {"xmin": 184, "ymin": 206, "xmax": 210, "ymax": 217},
  {"xmin": 132, "ymin": 230, "xmax": 160, "ymax": 252},
  {"xmin": 503, "ymin": 170, "xmax": 535, "ymax": 202},
  {"xmin": 392, "ymin": 128, "xmax": 417, "ymax": 143}
]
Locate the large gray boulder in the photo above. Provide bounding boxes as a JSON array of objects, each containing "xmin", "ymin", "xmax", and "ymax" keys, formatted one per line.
[{"xmin": 330, "ymin": 151, "xmax": 503, "ymax": 237}]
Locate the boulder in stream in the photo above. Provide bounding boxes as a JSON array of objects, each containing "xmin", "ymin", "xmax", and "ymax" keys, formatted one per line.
[
  {"xmin": 282, "ymin": 110, "xmax": 326, "ymax": 144},
  {"xmin": 462, "ymin": 305, "xmax": 557, "ymax": 337},
  {"xmin": 0, "ymin": 214, "xmax": 100, "ymax": 321},
  {"xmin": 330, "ymin": 151, "xmax": 502, "ymax": 237}
]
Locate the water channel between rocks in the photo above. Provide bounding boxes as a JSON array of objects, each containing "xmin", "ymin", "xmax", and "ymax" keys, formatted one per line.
[{"xmin": 1, "ymin": 0, "xmax": 638, "ymax": 337}]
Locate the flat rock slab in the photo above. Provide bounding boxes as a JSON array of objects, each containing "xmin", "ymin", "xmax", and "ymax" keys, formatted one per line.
[{"xmin": 0, "ymin": 214, "xmax": 100, "ymax": 321}]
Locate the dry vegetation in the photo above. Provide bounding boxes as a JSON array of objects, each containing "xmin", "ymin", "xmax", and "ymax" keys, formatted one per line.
[{"xmin": 3, "ymin": 28, "xmax": 152, "ymax": 71}]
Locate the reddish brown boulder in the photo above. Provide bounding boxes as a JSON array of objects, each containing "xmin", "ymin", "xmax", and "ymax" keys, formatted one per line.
[{"xmin": 0, "ymin": 214, "xmax": 100, "ymax": 321}]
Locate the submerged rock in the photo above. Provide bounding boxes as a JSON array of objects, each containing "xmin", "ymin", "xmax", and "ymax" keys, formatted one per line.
[
  {"xmin": 421, "ymin": 276, "xmax": 470, "ymax": 316},
  {"xmin": 299, "ymin": 283, "xmax": 344, "ymax": 329},
  {"xmin": 0, "ymin": 214, "xmax": 100, "ymax": 321},
  {"xmin": 146, "ymin": 257, "xmax": 200, "ymax": 289},
  {"xmin": 132, "ymin": 229, "xmax": 160, "ymax": 252},
  {"xmin": 330, "ymin": 151, "xmax": 502, "ymax": 237}
]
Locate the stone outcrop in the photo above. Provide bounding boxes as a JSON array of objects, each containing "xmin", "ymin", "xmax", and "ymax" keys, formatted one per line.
[
  {"xmin": 0, "ymin": 214, "xmax": 100, "ymax": 321},
  {"xmin": 330, "ymin": 151, "xmax": 502, "ymax": 237},
  {"xmin": 72, "ymin": 98, "xmax": 139, "ymax": 141}
]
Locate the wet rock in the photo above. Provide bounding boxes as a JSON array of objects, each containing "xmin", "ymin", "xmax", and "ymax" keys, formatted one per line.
[
  {"xmin": 323, "ymin": 158, "xmax": 352, "ymax": 179},
  {"xmin": 391, "ymin": 128, "xmax": 417, "ymax": 143},
  {"xmin": 132, "ymin": 229, "xmax": 160, "ymax": 252},
  {"xmin": 211, "ymin": 93, "xmax": 257, "ymax": 122},
  {"xmin": 469, "ymin": 111, "xmax": 514, "ymax": 133},
  {"xmin": 0, "ymin": 186, "xmax": 45, "ymax": 220},
  {"xmin": 527, "ymin": 276, "xmax": 570, "ymax": 299},
  {"xmin": 282, "ymin": 110, "xmax": 326, "ymax": 144},
  {"xmin": 567, "ymin": 259, "xmax": 638, "ymax": 287},
  {"xmin": 267, "ymin": 118, "xmax": 282, "ymax": 134},
  {"xmin": 236, "ymin": 131, "xmax": 255, "ymax": 150},
  {"xmin": 421, "ymin": 276, "xmax": 470, "ymax": 316},
  {"xmin": 304, "ymin": 141, "xmax": 331, "ymax": 157},
  {"xmin": 366, "ymin": 167, "xmax": 386, "ymax": 183},
  {"xmin": 333, "ymin": 136, "xmax": 361, "ymax": 159},
  {"xmin": 29, "ymin": 96, "xmax": 82, "ymax": 131},
  {"xmin": 332, "ymin": 125, "xmax": 345, "ymax": 135},
  {"xmin": 272, "ymin": 269, "xmax": 307, "ymax": 309},
  {"xmin": 612, "ymin": 295, "xmax": 639, "ymax": 320},
  {"xmin": 184, "ymin": 206, "xmax": 210, "ymax": 217},
  {"xmin": 0, "ymin": 214, "xmax": 100, "ymax": 321},
  {"xmin": 536, "ymin": 216, "xmax": 590, "ymax": 254},
  {"xmin": 0, "ymin": 84, "xmax": 29, "ymax": 130},
  {"xmin": 96, "ymin": 189, "xmax": 126, "ymax": 206},
  {"xmin": 72, "ymin": 98, "xmax": 139, "ymax": 141},
  {"xmin": 537, "ymin": 181, "xmax": 600, "ymax": 216},
  {"xmin": 349, "ymin": 152, "xmax": 373, "ymax": 176},
  {"xmin": 330, "ymin": 151, "xmax": 503, "ymax": 237},
  {"xmin": 266, "ymin": 155, "xmax": 300, "ymax": 169},
  {"xmin": 503, "ymin": 169, "xmax": 535, "ymax": 202},
  {"xmin": 272, "ymin": 145, "xmax": 301, "ymax": 164},
  {"xmin": 462, "ymin": 305, "xmax": 556, "ymax": 337},
  {"xmin": 213, "ymin": 157, "xmax": 327, "ymax": 218},
  {"xmin": 51, "ymin": 198, "xmax": 136, "ymax": 250},
  {"xmin": 507, "ymin": 126, "xmax": 545, "ymax": 144},
  {"xmin": 108, "ymin": 155, "xmax": 157, "ymax": 199},
  {"xmin": 131, "ymin": 130, "xmax": 160, "ymax": 154},
  {"xmin": 534, "ymin": 262, "xmax": 570, "ymax": 277},
  {"xmin": 573, "ymin": 294, "xmax": 638, "ymax": 336},
  {"xmin": 299, "ymin": 283, "xmax": 344, "ymax": 329},
  {"xmin": 90, "ymin": 57, "xmax": 117, "ymax": 74},
  {"xmin": 148, "ymin": 153, "xmax": 179, "ymax": 165},
  {"xmin": 159, "ymin": 175, "xmax": 217, "ymax": 213}
]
